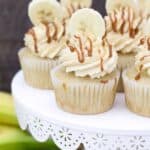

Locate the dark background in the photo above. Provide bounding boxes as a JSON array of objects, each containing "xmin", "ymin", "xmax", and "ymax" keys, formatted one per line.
[{"xmin": 0, "ymin": 0, "xmax": 106, "ymax": 91}]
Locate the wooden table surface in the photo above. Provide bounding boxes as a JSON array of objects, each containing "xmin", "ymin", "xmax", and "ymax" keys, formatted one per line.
[{"xmin": 0, "ymin": 0, "xmax": 106, "ymax": 91}]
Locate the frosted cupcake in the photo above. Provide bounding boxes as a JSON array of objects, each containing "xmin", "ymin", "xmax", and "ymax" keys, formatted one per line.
[
  {"xmin": 105, "ymin": 4, "xmax": 148, "ymax": 92},
  {"xmin": 19, "ymin": 0, "xmax": 66, "ymax": 89},
  {"xmin": 123, "ymin": 36, "xmax": 150, "ymax": 117},
  {"xmin": 51, "ymin": 9, "xmax": 119, "ymax": 114}
]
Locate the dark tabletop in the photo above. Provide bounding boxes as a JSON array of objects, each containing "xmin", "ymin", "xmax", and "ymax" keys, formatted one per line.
[{"xmin": 0, "ymin": 0, "xmax": 106, "ymax": 91}]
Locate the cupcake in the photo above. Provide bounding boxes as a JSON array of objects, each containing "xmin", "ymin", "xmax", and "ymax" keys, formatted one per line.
[
  {"xmin": 123, "ymin": 36, "xmax": 150, "ymax": 117},
  {"xmin": 105, "ymin": 1, "xmax": 149, "ymax": 92},
  {"xmin": 51, "ymin": 8, "xmax": 119, "ymax": 115},
  {"xmin": 19, "ymin": 0, "xmax": 67, "ymax": 89}
]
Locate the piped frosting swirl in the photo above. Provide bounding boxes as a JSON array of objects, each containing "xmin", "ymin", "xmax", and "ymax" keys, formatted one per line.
[
  {"xmin": 105, "ymin": 6, "xmax": 147, "ymax": 54},
  {"xmin": 60, "ymin": 34, "xmax": 118, "ymax": 78},
  {"xmin": 24, "ymin": 21, "xmax": 66, "ymax": 59},
  {"xmin": 135, "ymin": 36, "xmax": 150, "ymax": 80}
]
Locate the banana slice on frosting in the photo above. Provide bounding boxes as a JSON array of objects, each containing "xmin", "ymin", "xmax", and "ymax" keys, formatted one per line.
[
  {"xmin": 67, "ymin": 8, "xmax": 105, "ymax": 40},
  {"xmin": 28, "ymin": 0, "xmax": 64, "ymax": 25}
]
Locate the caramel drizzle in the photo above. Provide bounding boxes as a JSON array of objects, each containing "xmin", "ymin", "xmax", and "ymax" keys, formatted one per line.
[
  {"xmin": 135, "ymin": 65, "xmax": 143, "ymax": 80},
  {"xmin": 102, "ymin": 39, "xmax": 113, "ymax": 58},
  {"xmin": 66, "ymin": 36, "xmax": 93, "ymax": 63},
  {"xmin": 108, "ymin": 7, "xmax": 140, "ymax": 38},
  {"xmin": 86, "ymin": 37, "xmax": 92, "ymax": 56},
  {"xmin": 139, "ymin": 37, "xmax": 150, "ymax": 50},
  {"xmin": 43, "ymin": 23, "xmax": 51, "ymax": 43},
  {"xmin": 27, "ymin": 28, "xmax": 38, "ymax": 53},
  {"xmin": 100, "ymin": 80, "xmax": 108, "ymax": 84},
  {"xmin": 100, "ymin": 58, "xmax": 104, "ymax": 71}
]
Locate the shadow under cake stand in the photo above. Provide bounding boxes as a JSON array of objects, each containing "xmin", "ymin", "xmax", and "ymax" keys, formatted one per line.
[{"xmin": 11, "ymin": 71, "xmax": 150, "ymax": 150}]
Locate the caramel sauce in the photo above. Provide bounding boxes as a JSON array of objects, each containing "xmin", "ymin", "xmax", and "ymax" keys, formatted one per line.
[
  {"xmin": 120, "ymin": 7, "xmax": 125, "ymax": 34},
  {"xmin": 140, "ymin": 55, "xmax": 150, "ymax": 61},
  {"xmin": 135, "ymin": 73, "xmax": 141, "ymax": 80},
  {"xmin": 135, "ymin": 65, "xmax": 143, "ymax": 80},
  {"xmin": 74, "ymin": 35, "xmax": 84, "ymax": 63},
  {"xmin": 140, "ymin": 37, "xmax": 145, "ymax": 45},
  {"xmin": 100, "ymin": 80, "xmax": 108, "ymax": 84},
  {"xmin": 67, "ymin": 35, "xmax": 94, "ymax": 63},
  {"xmin": 51, "ymin": 22, "xmax": 58, "ymax": 40},
  {"xmin": 100, "ymin": 58, "xmax": 104, "ymax": 71},
  {"xmin": 62, "ymin": 19, "xmax": 66, "ymax": 36},
  {"xmin": 109, "ymin": 11, "xmax": 117, "ymax": 32},
  {"xmin": 86, "ymin": 37, "xmax": 92, "ymax": 56},
  {"xmin": 147, "ymin": 38, "xmax": 150, "ymax": 50},
  {"xmin": 109, "ymin": 6, "xmax": 140, "ymax": 38},
  {"xmin": 27, "ymin": 28, "xmax": 38, "ymax": 53},
  {"xmin": 43, "ymin": 23, "xmax": 51, "ymax": 43},
  {"xmin": 139, "ymin": 37, "xmax": 150, "ymax": 50}
]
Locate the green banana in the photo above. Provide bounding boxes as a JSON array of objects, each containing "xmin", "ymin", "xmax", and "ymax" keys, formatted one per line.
[
  {"xmin": 0, "ymin": 125, "xmax": 59, "ymax": 150},
  {"xmin": 0, "ymin": 92, "xmax": 18, "ymax": 127}
]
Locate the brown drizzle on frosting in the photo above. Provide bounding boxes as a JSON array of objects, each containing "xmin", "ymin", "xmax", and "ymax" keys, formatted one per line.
[
  {"xmin": 100, "ymin": 58, "xmax": 104, "ymax": 71},
  {"xmin": 51, "ymin": 22, "xmax": 58, "ymax": 40},
  {"xmin": 139, "ymin": 37, "xmax": 150, "ymax": 50},
  {"xmin": 86, "ymin": 37, "xmax": 92, "ymax": 56},
  {"xmin": 43, "ymin": 23, "xmax": 51, "ymax": 43},
  {"xmin": 135, "ymin": 64, "xmax": 143, "ymax": 80},
  {"xmin": 108, "ymin": 6, "xmax": 140, "ymax": 38},
  {"xmin": 100, "ymin": 80, "xmax": 108, "ymax": 84},
  {"xmin": 66, "ymin": 35, "xmax": 94, "ymax": 63},
  {"xmin": 27, "ymin": 28, "xmax": 38, "ymax": 53}
]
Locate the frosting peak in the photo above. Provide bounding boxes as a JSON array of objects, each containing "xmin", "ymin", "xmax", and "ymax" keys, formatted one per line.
[
  {"xmin": 60, "ymin": 35, "xmax": 118, "ymax": 78},
  {"xmin": 24, "ymin": 21, "xmax": 66, "ymax": 59}
]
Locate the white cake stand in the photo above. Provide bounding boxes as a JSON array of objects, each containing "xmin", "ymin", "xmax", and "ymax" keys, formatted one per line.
[{"xmin": 11, "ymin": 71, "xmax": 150, "ymax": 150}]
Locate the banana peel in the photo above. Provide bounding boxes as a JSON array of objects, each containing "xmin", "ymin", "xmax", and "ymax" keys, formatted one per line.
[
  {"xmin": 0, "ymin": 92, "xmax": 18, "ymax": 127},
  {"xmin": 0, "ymin": 125, "xmax": 59, "ymax": 150}
]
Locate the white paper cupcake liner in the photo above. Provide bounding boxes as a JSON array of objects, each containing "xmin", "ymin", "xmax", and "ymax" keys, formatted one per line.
[
  {"xmin": 18, "ymin": 48, "xmax": 60, "ymax": 89},
  {"xmin": 51, "ymin": 65, "xmax": 120, "ymax": 115},
  {"xmin": 123, "ymin": 69, "xmax": 150, "ymax": 117}
]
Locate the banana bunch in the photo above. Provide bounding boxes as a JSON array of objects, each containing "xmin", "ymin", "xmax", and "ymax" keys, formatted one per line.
[{"xmin": 0, "ymin": 92, "xmax": 59, "ymax": 150}]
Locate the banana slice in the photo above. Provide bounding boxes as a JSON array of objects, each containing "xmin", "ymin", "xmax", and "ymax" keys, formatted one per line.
[
  {"xmin": 61, "ymin": 0, "xmax": 92, "ymax": 8},
  {"xmin": 28, "ymin": 0, "xmax": 64, "ymax": 25},
  {"xmin": 68, "ymin": 8, "xmax": 105, "ymax": 40},
  {"xmin": 106, "ymin": 0, "xmax": 139, "ymax": 14}
]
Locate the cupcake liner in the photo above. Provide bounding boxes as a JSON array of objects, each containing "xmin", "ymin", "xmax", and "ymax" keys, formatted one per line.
[
  {"xmin": 51, "ymin": 65, "xmax": 120, "ymax": 115},
  {"xmin": 123, "ymin": 69, "xmax": 150, "ymax": 117},
  {"xmin": 18, "ymin": 48, "xmax": 60, "ymax": 89},
  {"xmin": 117, "ymin": 53, "xmax": 135, "ymax": 92}
]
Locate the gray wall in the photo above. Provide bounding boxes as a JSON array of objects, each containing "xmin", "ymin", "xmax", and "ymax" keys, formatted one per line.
[{"xmin": 0, "ymin": 0, "xmax": 106, "ymax": 91}]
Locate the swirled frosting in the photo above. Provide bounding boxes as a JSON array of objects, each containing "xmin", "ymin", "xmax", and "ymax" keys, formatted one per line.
[
  {"xmin": 105, "ymin": 6, "xmax": 147, "ymax": 54},
  {"xmin": 135, "ymin": 51, "xmax": 150, "ymax": 79},
  {"xmin": 24, "ymin": 21, "xmax": 66, "ymax": 59},
  {"xmin": 60, "ymin": 34, "xmax": 118, "ymax": 78}
]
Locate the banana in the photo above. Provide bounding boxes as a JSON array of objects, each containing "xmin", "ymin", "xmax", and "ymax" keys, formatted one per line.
[
  {"xmin": 0, "ymin": 125, "xmax": 59, "ymax": 150},
  {"xmin": 106, "ymin": 0, "xmax": 139, "ymax": 14},
  {"xmin": 67, "ymin": 8, "xmax": 105, "ymax": 40},
  {"xmin": 28, "ymin": 0, "xmax": 64, "ymax": 25},
  {"xmin": 61, "ymin": 0, "xmax": 92, "ymax": 8},
  {"xmin": 0, "ymin": 92, "xmax": 18, "ymax": 127}
]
